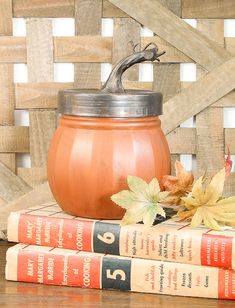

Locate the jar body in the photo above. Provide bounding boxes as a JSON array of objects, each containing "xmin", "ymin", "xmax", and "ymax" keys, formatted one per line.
[{"xmin": 47, "ymin": 115, "xmax": 170, "ymax": 219}]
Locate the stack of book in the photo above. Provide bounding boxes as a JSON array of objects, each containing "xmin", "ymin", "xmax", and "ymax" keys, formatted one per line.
[{"xmin": 5, "ymin": 202, "xmax": 235, "ymax": 300}]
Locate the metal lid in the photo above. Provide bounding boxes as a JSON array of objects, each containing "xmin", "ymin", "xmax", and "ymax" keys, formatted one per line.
[
  {"xmin": 59, "ymin": 89, "xmax": 162, "ymax": 117},
  {"xmin": 59, "ymin": 43, "xmax": 165, "ymax": 118}
]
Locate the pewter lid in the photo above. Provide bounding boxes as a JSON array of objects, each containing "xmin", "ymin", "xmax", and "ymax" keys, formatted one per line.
[{"xmin": 59, "ymin": 43, "xmax": 165, "ymax": 118}]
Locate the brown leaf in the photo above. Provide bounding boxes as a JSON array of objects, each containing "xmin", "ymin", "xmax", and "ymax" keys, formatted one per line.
[{"xmin": 162, "ymin": 160, "xmax": 194, "ymax": 205}]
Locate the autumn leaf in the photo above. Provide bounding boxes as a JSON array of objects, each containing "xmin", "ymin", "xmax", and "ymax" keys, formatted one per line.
[
  {"xmin": 225, "ymin": 145, "xmax": 233, "ymax": 176},
  {"xmin": 111, "ymin": 176, "xmax": 168, "ymax": 227},
  {"xmin": 162, "ymin": 160, "xmax": 194, "ymax": 205},
  {"xmin": 178, "ymin": 168, "xmax": 235, "ymax": 230}
]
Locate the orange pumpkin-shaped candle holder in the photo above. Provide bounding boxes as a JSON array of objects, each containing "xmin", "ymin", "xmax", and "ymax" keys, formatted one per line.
[{"xmin": 47, "ymin": 43, "xmax": 171, "ymax": 219}]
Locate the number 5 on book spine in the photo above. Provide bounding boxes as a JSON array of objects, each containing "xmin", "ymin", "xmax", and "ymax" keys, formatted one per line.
[
  {"xmin": 93, "ymin": 222, "xmax": 121, "ymax": 255},
  {"xmin": 106, "ymin": 269, "xmax": 126, "ymax": 281},
  {"xmin": 102, "ymin": 256, "xmax": 131, "ymax": 290}
]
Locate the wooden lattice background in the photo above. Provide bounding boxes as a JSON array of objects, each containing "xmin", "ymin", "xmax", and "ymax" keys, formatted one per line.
[{"xmin": 0, "ymin": 0, "xmax": 235, "ymax": 222}]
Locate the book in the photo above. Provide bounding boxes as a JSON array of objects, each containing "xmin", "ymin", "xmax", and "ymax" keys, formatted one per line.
[
  {"xmin": 8, "ymin": 202, "xmax": 235, "ymax": 270},
  {"xmin": 5, "ymin": 243, "xmax": 235, "ymax": 300}
]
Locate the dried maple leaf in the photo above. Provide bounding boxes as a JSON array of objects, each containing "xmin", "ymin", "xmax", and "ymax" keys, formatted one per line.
[
  {"xmin": 111, "ymin": 176, "xmax": 168, "ymax": 227},
  {"xmin": 178, "ymin": 168, "xmax": 235, "ymax": 230},
  {"xmin": 225, "ymin": 145, "xmax": 233, "ymax": 176},
  {"xmin": 162, "ymin": 160, "xmax": 194, "ymax": 205}
]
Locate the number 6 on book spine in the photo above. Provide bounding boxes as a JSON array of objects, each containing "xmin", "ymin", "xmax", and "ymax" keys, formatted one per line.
[
  {"xmin": 97, "ymin": 232, "xmax": 115, "ymax": 244},
  {"xmin": 102, "ymin": 256, "xmax": 131, "ymax": 290},
  {"xmin": 93, "ymin": 222, "xmax": 121, "ymax": 255}
]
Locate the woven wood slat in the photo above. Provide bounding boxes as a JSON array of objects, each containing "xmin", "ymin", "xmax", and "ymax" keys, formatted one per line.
[
  {"xmin": 162, "ymin": 57, "xmax": 235, "ymax": 135},
  {"xmin": 12, "ymin": 0, "xmax": 182, "ymax": 18},
  {"xmin": 17, "ymin": 166, "xmax": 47, "ymax": 188},
  {"xmin": 0, "ymin": 37, "xmax": 26, "ymax": 63},
  {"xmin": 108, "ymin": 0, "xmax": 231, "ymax": 70},
  {"xmin": 181, "ymin": 82, "xmax": 235, "ymax": 108},
  {"xmin": 12, "ymin": 0, "xmax": 235, "ymax": 19},
  {"xmin": 74, "ymin": 0, "xmax": 102, "ymax": 89},
  {"xmin": 112, "ymin": 18, "xmax": 140, "ymax": 81},
  {"xmin": 26, "ymin": 19, "xmax": 53, "ymax": 82},
  {"xmin": 29, "ymin": 110, "xmax": 56, "ymax": 168},
  {"xmin": 0, "ymin": 0, "xmax": 12, "ymax": 35},
  {"xmin": 0, "ymin": 162, "xmax": 31, "ymax": 202},
  {"xmin": 0, "ymin": 127, "xmax": 29, "ymax": 152},
  {"xmin": 182, "ymin": 0, "xmax": 235, "ymax": 19},
  {"xmin": 153, "ymin": 64, "xmax": 180, "ymax": 103},
  {"xmin": 152, "ymin": 0, "xmax": 181, "ymax": 170},
  {"xmin": 17, "ymin": 81, "xmax": 235, "ymax": 110},
  {"xmin": 26, "ymin": 18, "xmax": 56, "ymax": 187},
  {"xmin": 0, "ymin": 0, "xmax": 17, "ymax": 201},
  {"xmin": 225, "ymin": 37, "xmax": 235, "ymax": 57},
  {"xmin": 166, "ymin": 128, "xmax": 196, "ymax": 154},
  {"xmin": 0, "ymin": 36, "xmax": 196, "ymax": 64},
  {"xmin": 13, "ymin": 0, "xmax": 74, "ymax": 17},
  {"xmin": 0, "ymin": 65, "xmax": 14, "ymax": 125},
  {"xmin": 195, "ymin": 19, "xmax": 225, "ymax": 177},
  {"xmin": 141, "ymin": 37, "xmax": 192, "ymax": 63},
  {"xmin": 54, "ymin": 37, "xmax": 112, "ymax": 63},
  {"xmin": 0, "ymin": 154, "xmax": 15, "ymax": 173},
  {"xmin": 15, "ymin": 82, "xmax": 73, "ymax": 109},
  {"xmin": 0, "ymin": 1, "xmax": 14, "ymax": 124}
]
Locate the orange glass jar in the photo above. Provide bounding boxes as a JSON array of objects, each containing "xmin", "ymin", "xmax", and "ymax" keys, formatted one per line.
[{"xmin": 47, "ymin": 44, "xmax": 171, "ymax": 219}]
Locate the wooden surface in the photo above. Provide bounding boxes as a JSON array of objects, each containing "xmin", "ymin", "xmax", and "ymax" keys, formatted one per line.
[
  {"xmin": 182, "ymin": 0, "xmax": 235, "ymax": 18},
  {"xmin": 12, "ymin": 0, "xmax": 235, "ymax": 19},
  {"xmin": 0, "ymin": 0, "xmax": 235, "ymax": 230},
  {"xmin": 0, "ymin": 242, "xmax": 235, "ymax": 307},
  {"xmin": 74, "ymin": 0, "xmax": 102, "ymax": 89}
]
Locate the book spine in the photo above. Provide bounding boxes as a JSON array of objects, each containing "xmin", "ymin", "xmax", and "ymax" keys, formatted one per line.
[
  {"xmin": 8, "ymin": 212, "xmax": 235, "ymax": 270},
  {"xmin": 5, "ymin": 244, "xmax": 235, "ymax": 300}
]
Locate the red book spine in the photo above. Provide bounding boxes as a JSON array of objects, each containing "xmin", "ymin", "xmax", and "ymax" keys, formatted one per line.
[
  {"xmin": 18, "ymin": 213, "xmax": 95, "ymax": 251},
  {"xmin": 7, "ymin": 209, "xmax": 235, "ymax": 270},
  {"xmin": 5, "ymin": 244, "xmax": 235, "ymax": 299}
]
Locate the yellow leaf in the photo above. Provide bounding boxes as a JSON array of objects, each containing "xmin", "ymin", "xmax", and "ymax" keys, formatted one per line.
[
  {"xmin": 142, "ymin": 205, "xmax": 166, "ymax": 227},
  {"xmin": 111, "ymin": 190, "xmax": 141, "ymax": 209},
  {"xmin": 147, "ymin": 178, "xmax": 161, "ymax": 198},
  {"xmin": 111, "ymin": 176, "xmax": 166, "ymax": 227},
  {"xmin": 178, "ymin": 168, "xmax": 235, "ymax": 230},
  {"xmin": 181, "ymin": 196, "xmax": 199, "ymax": 210},
  {"xmin": 191, "ymin": 176, "xmax": 204, "ymax": 202},
  {"xmin": 190, "ymin": 208, "xmax": 203, "ymax": 228},
  {"xmin": 121, "ymin": 207, "xmax": 145, "ymax": 226},
  {"xmin": 127, "ymin": 176, "xmax": 148, "ymax": 194},
  {"xmin": 201, "ymin": 209, "xmax": 221, "ymax": 230},
  {"xmin": 204, "ymin": 168, "xmax": 225, "ymax": 204}
]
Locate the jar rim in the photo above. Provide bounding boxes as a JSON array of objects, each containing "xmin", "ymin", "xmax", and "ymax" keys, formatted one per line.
[{"xmin": 58, "ymin": 89, "xmax": 163, "ymax": 118}]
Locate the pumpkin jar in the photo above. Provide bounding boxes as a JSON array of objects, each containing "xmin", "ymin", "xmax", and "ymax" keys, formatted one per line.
[{"xmin": 47, "ymin": 43, "xmax": 171, "ymax": 219}]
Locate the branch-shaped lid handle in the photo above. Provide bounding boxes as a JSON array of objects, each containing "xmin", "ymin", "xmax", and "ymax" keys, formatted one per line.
[
  {"xmin": 58, "ymin": 43, "xmax": 165, "ymax": 118},
  {"xmin": 101, "ymin": 42, "xmax": 165, "ymax": 93}
]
